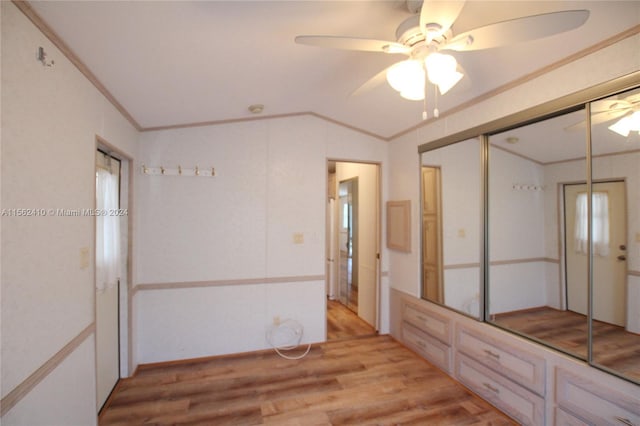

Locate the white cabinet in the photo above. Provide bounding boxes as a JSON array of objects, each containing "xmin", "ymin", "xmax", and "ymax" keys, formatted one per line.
[
  {"xmin": 456, "ymin": 324, "xmax": 546, "ymax": 425},
  {"xmin": 555, "ymin": 368, "xmax": 640, "ymax": 426},
  {"xmin": 402, "ymin": 321, "xmax": 451, "ymax": 372},
  {"xmin": 456, "ymin": 353, "xmax": 545, "ymax": 425},
  {"xmin": 402, "ymin": 299, "xmax": 452, "ymax": 344},
  {"xmin": 456, "ymin": 324, "xmax": 546, "ymax": 395},
  {"xmin": 400, "ymin": 297, "xmax": 453, "ymax": 373}
]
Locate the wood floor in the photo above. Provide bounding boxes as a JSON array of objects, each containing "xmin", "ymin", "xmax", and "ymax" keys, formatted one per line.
[
  {"xmin": 326, "ymin": 299, "xmax": 375, "ymax": 341},
  {"xmin": 100, "ymin": 335, "xmax": 515, "ymax": 425},
  {"xmin": 493, "ymin": 306, "xmax": 640, "ymax": 381}
]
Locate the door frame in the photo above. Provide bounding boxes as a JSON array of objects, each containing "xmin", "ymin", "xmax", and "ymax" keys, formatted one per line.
[
  {"xmin": 94, "ymin": 136, "xmax": 134, "ymax": 410},
  {"xmin": 326, "ymin": 159, "xmax": 382, "ymax": 334},
  {"xmin": 560, "ymin": 178, "xmax": 627, "ymax": 324}
]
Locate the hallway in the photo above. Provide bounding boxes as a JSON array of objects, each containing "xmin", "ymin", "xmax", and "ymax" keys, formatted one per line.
[{"xmin": 327, "ymin": 299, "xmax": 376, "ymax": 340}]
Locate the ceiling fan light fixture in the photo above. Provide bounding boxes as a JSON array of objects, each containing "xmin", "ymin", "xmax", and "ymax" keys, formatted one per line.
[
  {"xmin": 425, "ymin": 52, "xmax": 461, "ymax": 94},
  {"xmin": 435, "ymin": 70, "xmax": 463, "ymax": 95},
  {"xmin": 386, "ymin": 59, "xmax": 425, "ymax": 97},
  {"xmin": 608, "ymin": 111, "xmax": 640, "ymax": 137},
  {"xmin": 400, "ymin": 87, "xmax": 425, "ymax": 101}
]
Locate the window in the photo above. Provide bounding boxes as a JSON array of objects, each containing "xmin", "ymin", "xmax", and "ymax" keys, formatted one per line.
[{"xmin": 96, "ymin": 167, "xmax": 121, "ymax": 291}]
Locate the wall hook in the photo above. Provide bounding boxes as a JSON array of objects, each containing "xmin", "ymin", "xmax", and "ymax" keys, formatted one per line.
[{"xmin": 37, "ymin": 47, "xmax": 54, "ymax": 67}]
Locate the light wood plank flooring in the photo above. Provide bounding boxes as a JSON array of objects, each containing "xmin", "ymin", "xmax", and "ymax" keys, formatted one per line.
[
  {"xmin": 100, "ymin": 335, "xmax": 516, "ymax": 425},
  {"xmin": 327, "ymin": 299, "xmax": 375, "ymax": 341},
  {"xmin": 493, "ymin": 306, "xmax": 640, "ymax": 381}
]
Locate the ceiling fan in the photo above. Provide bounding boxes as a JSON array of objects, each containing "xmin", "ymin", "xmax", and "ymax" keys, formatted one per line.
[
  {"xmin": 566, "ymin": 92, "xmax": 640, "ymax": 137},
  {"xmin": 295, "ymin": 1, "xmax": 589, "ymax": 118}
]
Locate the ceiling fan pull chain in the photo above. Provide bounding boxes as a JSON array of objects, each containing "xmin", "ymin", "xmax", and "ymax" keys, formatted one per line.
[{"xmin": 422, "ymin": 67, "xmax": 428, "ymax": 120}]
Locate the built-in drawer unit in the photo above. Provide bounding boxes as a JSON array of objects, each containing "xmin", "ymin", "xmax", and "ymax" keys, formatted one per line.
[
  {"xmin": 556, "ymin": 368, "xmax": 640, "ymax": 426},
  {"xmin": 402, "ymin": 321, "xmax": 452, "ymax": 372},
  {"xmin": 401, "ymin": 299, "xmax": 452, "ymax": 345},
  {"xmin": 456, "ymin": 324, "xmax": 546, "ymax": 396},
  {"xmin": 456, "ymin": 353, "xmax": 545, "ymax": 426},
  {"xmin": 555, "ymin": 407, "xmax": 590, "ymax": 426}
]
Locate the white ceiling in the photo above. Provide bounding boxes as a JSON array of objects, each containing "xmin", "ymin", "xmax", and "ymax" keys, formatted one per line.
[{"xmin": 29, "ymin": 1, "xmax": 640, "ymax": 139}]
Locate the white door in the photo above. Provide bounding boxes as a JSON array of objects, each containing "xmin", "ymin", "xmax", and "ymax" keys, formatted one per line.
[
  {"xmin": 565, "ymin": 181, "xmax": 626, "ymax": 326},
  {"xmin": 96, "ymin": 151, "xmax": 121, "ymax": 410}
]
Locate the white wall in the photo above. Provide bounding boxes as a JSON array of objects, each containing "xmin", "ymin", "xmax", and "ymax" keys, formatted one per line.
[
  {"xmin": 135, "ymin": 115, "xmax": 388, "ymax": 363},
  {"xmin": 1, "ymin": 2, "xmax": 138, "ymax": 424}
]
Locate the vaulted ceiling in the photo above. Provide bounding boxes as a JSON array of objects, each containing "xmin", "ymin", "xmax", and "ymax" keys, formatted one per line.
[{"xmin": 27, "ymin": 1, "xmax": 640, "ymax": 139}]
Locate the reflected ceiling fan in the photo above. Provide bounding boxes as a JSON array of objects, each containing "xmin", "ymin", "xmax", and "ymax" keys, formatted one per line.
[
  {"xmin": 295, "ymin": 0, "xmax": 589, "ymax": 118},
  {"xmin": 566, "ymin": 92, "xmax": 640, "ymax": 136}
]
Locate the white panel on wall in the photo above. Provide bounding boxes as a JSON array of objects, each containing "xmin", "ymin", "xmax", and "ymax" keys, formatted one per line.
[
  {"xmin": 135, "ymin": 281, "xmax": 325, "ymax": 364},
  {"xmin": 2, "ymin": 336, "xmax": 97, "ymax": 426},
  {"xmin": 266, "ymin": 116, "xmax": 326, "ymax": 278},
  {"xmin": 137, "ymin": 122, "xmax": 269, "ymax": 284}
]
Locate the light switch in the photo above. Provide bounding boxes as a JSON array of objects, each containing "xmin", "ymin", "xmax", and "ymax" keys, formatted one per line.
[
  {"xmin": 457, "ymin": 228, "xmax": 466, "ymax": 238},
  {"xmin": 293, "ymin": 233, "xmax": 304, "ymax": 244},
  {"xmin": 80, "ymin": 247, "xmax": 90, "ymax": 269}
]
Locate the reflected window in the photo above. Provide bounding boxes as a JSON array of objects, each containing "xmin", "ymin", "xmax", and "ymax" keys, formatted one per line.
[{"xmin": 574, "ymin": 192, "xmax": 610, "ymax": 256}]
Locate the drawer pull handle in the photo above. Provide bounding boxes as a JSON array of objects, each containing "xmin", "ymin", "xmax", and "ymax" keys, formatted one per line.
[
  {"xmin": 416, "ymin": 340, "xmax": 426, "ymax": 348},
  {"xmin": 483, "ymin": 349, "xmax": 500, "ymax": 360},
  {"xmin": 416, "ymin": 314, "xmax": 428, "ymax": 323},
  {"xmin": 482, "ymin": 382, "xmax": 499, "ymax": 394},
  {"xmin": 614, "ymin": 416, "xmax": 636, "ymax": 426}
]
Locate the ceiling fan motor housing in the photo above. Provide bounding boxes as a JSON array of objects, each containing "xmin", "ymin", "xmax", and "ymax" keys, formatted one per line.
[{"xmin": 396, "ymin": 15, "xmax": 451, "ymax": 49}]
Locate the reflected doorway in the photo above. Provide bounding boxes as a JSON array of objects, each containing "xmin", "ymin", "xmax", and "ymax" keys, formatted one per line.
[
  {"xmin": 564, "ymin": 181, "xmax": 627, "ymax": 326},
  {"xmin": 326, "ymin": 161, "xmax": 380, "ymax": 340},
  {"xmin": 339, "ymin": 177, "xmax": 358, "ymax": 311}
]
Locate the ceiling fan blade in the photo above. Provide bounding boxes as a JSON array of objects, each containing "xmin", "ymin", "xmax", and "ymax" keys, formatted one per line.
[
  {"xmin": 420, "ymin": 0, "xmax": 465, "ymax": 39},
  {"xmin": 295, "ymin": 35, "xmax": 410, "ymax": 54},
  {"xmin": 442, "ymin": 9, "xmax": 589, "ymax": 51},
  {"xmin": 565, "ymin": 103, "xmax": 631, "ymax": 132},
  {"xmin": 350, "ymin": 66, "xmax": 393, "ymax": 97}
]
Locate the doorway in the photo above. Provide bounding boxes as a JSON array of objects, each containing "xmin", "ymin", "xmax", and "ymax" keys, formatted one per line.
[
  {"xmin": 564, "ymin": 181, "xmax": 627, "ymax": 326},
  {"xmin": 326, "ymin": 161, "xmax": 380, "ymax": 340},
  {"xmin": 95, "ymin": 147, "xmax": 129, "ymax": 411}
]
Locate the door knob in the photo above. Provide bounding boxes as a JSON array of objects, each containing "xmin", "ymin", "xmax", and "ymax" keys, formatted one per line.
[
  {"xmin": 617, "ymin": 255, "xmax": 627, "ymax": 261},
  {"xmin": 619, "ymin": 244, "xmax": 626, "ymax": 251}
]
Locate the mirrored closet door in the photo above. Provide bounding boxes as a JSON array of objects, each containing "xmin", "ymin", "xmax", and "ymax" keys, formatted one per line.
[{"xmin": 419, "ymin": 75, "xmax": 640, "ymax": 384}]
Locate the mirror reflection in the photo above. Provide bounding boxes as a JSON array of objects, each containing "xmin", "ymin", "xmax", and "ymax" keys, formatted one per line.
[
  {"xmin": 488, "ymin": 108, "xmax": 591, "ymax": 360},
  {"xmin": 590, "ymin": 87, "xmax": 640, "ymax": 383},
  {"xmin": 421, "ymin": 138, "xmax": 482, "ymax": 319}
]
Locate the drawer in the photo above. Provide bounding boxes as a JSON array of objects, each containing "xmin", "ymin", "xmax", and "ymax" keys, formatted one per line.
[
  {"xmin": 402, "ymin": 321, "xmax": 451, "ymax": 373},
  {"xmin": 556, "ymin": 368, "xmax": 640, "ymax": 426},
  {"xmin": 456, "ymin": 353, "xmax": 545, "ymax": 426},
  {"xmin": 555, "ymin": 407, "xmax": 590, "ymax": 426},
  {"xmin": 456, "ymin": 324, "xmax": 545, "ymax": 395},
  {"xmin": 402, "ymin": 300, "xmax": 452, "ymax": 345}
]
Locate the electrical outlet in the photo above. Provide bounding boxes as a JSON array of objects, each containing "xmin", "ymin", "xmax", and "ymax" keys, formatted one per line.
[
  {"xmin": 273, "ymin": 316, "xmax": 280, "ymax": 326},
  {"xmin": 293, "ymin": 233, "xmax": 304, "ymax": 244}
]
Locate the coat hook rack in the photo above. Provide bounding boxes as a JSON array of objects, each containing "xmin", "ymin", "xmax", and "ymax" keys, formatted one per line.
[{"xmin": 141, "ymin": 164, "xmax": 216, "ymax": 177}]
